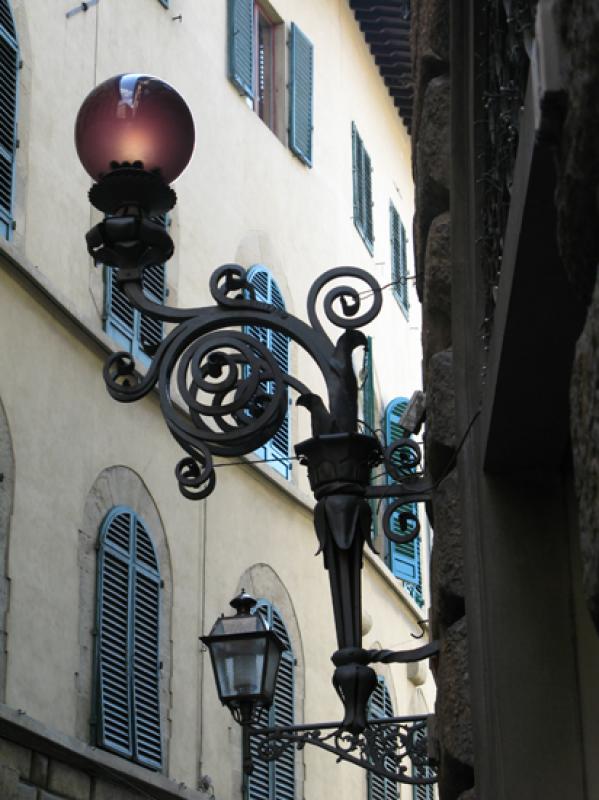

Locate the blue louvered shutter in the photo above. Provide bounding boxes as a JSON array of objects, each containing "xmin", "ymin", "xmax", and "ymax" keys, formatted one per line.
[
  {"xmin": 288, "ymin": 23, "xmax": 314, "ymax": 167},
  {"xmin": 390, "ymin": 204, "xmax": 408, "ymax": 315},
  {"xmin": 246, "ymin": 266, "xmax": 291, "ymax": 479},
  {"xmin": 97, "ymin": 512, "xmax": 133, "ymax": 758},
  {"xmin": 228, "ymin": 0, "xmax": 254, "ymax": 98},
  {"xmin": 352, "ymin": 123, "xmax": 374, "ymax": 254},
  {"xmin": 367, "ymin": 678, "xmax": 398, "ymax": 800},
  {"xmin": 132, "ymin": 516, "xmax": 162, "ymax": 769},
  {"xmin": 0, "ymin": 1, "xmax": 18, "ymax": 240},
  {"xmin": 412, "ymin": 727, "xmax": 434, "ymax": 800},
  {"xmin": 247, "ymin": 601, "xmax": 295, "ymax": 800},
  {"xmin": 104, "ymin": 216, "xmax": 168, "ymax": 363},
  {"xmin": 96, "ymin": 508, "xmax": 162, "ymax": 769},
  {"xmin": 384, "ymin": 398, "xmax": 423, "ymax": 605}
]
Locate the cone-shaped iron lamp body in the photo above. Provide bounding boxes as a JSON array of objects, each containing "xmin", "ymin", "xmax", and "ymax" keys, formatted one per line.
[{"xmin": 75, "ymin": 74, "xmax": 195, "ymax": 183}]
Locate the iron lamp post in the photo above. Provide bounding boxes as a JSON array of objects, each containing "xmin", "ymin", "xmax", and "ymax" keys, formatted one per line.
[{"xmin": 75, "ymin": 74, "xmax": 437, "ymax": 786}]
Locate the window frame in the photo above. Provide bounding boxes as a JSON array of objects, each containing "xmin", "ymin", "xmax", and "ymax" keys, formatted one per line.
[{"xmin": 253, "ymin": 1, "xmax": 277, "ymax": 129}]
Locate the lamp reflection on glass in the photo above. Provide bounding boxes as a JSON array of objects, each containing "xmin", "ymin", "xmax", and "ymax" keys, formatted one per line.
[
  {"xmin": 75, "ymin": 73, "xmax": 195, "ymax": 183},
  {"xmin": 201, "ymin": 592, "xmax": 285, "ymax": 723}
]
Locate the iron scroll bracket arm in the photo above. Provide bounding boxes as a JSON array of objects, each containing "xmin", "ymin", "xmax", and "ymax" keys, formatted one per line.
[{"xmin": 245, "ymin": 714, "xmax": 437, "ymax": 785}]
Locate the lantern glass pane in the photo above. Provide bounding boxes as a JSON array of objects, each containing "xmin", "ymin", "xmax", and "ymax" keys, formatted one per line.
[
  {"xmin": 262, "ymin": 637, "xmax": 284, "ymax": 704},
  {"xmin": 211, "ymin": 638, "xmax": 267, "ymax": 700}
]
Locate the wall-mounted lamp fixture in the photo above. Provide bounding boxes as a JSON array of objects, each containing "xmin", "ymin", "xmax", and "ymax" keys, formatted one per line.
[{"xmin": 75, "ymin": 73, "xmax": 437, "ymax": 786}]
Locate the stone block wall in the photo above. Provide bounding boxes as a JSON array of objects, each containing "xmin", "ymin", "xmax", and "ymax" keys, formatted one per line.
[
  {"xmin": 411, "ymin": 2, "xmax": 476, "ymax": 798},
  {"xmin": 0, "ymin": 707, "xmax": 211, "ymax": 800},
  {"xmin": 557, "ymin": 0, "xmax": 599, "ymax": 637}
]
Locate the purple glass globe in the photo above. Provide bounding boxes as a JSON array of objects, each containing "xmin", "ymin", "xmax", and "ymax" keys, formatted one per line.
[{"xmin": 75, "ymin": 74, "xmax": 195, "ymax": 184}]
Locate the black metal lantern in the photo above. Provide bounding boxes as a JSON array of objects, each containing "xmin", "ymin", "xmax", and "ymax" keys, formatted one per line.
[{"xmin": 201, "ymin": 592, "xmax": 285, "ymax": 724}]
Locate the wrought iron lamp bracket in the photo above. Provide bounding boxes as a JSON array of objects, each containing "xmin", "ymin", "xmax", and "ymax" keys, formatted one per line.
[
  {"xmin": 85, "ymin": 188, "xmax": 437, "ymax": 782},
  {"xmin": 245, "ymin": 714, "xmax": 437, "ymax": 785}
]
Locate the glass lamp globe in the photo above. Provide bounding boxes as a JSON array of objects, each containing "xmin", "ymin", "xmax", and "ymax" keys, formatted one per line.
[{"xmin": 75, "ymin": 74, "xmax": 195, "ymax": 184}]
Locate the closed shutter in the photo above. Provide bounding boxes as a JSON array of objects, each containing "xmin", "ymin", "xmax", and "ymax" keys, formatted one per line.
[
  {"xmin": 246, "ymin": 266, "xmax": 291, "ymax": 479},
  {"xmin": 390, "ymin": 203, "xmax": 408, "ymax": 314},
  {"xmin": 96, "ymin": 508, "xmax": 162, "ymax": 769},
  {"xmin": 367, "ymin": 678, "xmax": 398, "ymax": 800},
  {"xmin": 97, "ymin": 513, "xmax": 133, "ymax": 758},
  {"xmin": 132, "ymin": 517, "xmax": 162, "ymax": 769},
  {"xmin": 247, "ymin": 601, "xmax": 295, "ymax": 800},
  {"xmin": 384, "ymin": 398, "xmax": 423, "ymax": 604},
  {"xmin": 288, "ymin": 23, "xmax": 314, "ymax": 167},
  {"xmin": 352, "ymin": 123, "xmax": 374, "ymax": 253},
  {"xmin": 412, "ymin": 727, "xmax": 434, "ymax": 800},
  {"xmin": 229, "ymin": 0, "xmax": 254, "ymax": 98},
  {"xmin": 0, "ymin": 0, "xmax": 18, "ymax": 240}
]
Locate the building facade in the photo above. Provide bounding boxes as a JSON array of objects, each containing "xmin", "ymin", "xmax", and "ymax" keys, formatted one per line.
[
  {"xmin": 412, "ymin": 1, "xmax": 599, "ymax": 798},
  {"xmin": 0, "ymin": 1, "xmax": 434, "ymax": 799}
]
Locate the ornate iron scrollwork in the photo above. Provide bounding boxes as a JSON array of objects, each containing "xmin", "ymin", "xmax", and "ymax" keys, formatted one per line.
[{"xmin": 249, "ymin": 714, "xmax": 436, "ymax": 785}]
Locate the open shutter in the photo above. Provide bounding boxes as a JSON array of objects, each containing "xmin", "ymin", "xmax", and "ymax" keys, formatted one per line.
[
  {"xmin": 384, "ymin": 398, "xmax": 423, "ymax": 603},
  {"xmin": 132, "ymin": 518, "xmax": 162, "ymax": 769},
  {"xmin": 390, "ymin": 203, "xmax": 408, "ymax": 314},
  {"xmin": 228, "ymin": 0, "xmax": 254, "ymax": 98},
  {"xmin": 0, "ymin": 0, "xmax": 18, "ymax": 240},
  {"xmin": 246, "ymin": 266, "xmax": 291, "ymax": 479},
  {"xmin": 352, "ymin": 123, "xmax": 374, "ymax": 253},
  {"xmin": 363, "ymin": 148, "xmax": 373, "ymax": 249},
  {"xmin": 368, "ymin": 678, "xmax": 398, "ymax": 800},
  {"xmin": 289, "ymin": 23, "xmax": 314, "ymax": 166},
  {"xmin": 97, "ymin": 511, "xmax": 134, "ymax": 758}
]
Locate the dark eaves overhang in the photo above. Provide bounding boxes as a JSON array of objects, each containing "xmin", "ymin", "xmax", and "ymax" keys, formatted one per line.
[{"xmin": 348, "ymin": 0, "xmax": 413, "ymax": 133}]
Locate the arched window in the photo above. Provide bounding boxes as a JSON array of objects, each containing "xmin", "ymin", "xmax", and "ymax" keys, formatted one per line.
[
  {"xmin": 0, "ymin": 0, "xmax": 19, "ymax": 240},
  {"xmin": 95, "ymin": 507, "xmax": 163, "ymax": 770},
  {"xmin": 245, "ymin": 265, "xmax": 291, "ymax": 478},
  {"xmin": 246, "ymin": 599, "xmax": 295, "ymax": 800},
  {"xmin": 384, "ymin": 397, "xmax": 423, "ymax": 607},
  {"xmin": 367, "ymin": 676, "xmax": 398, "ymax": 800}
]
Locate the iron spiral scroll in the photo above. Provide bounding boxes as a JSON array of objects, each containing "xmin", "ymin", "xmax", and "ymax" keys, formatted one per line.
[
  {"xmin": 102, "ymin": 260, "xmax": 385, "ymax": 497},
  {"xmin": 97, "ymin": 249, "xmax": 430, "ymax": 547}
]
